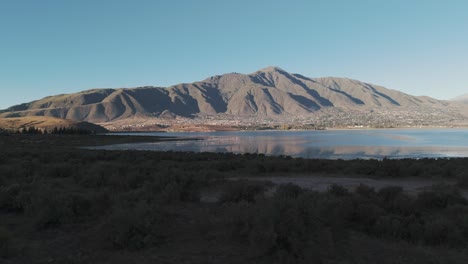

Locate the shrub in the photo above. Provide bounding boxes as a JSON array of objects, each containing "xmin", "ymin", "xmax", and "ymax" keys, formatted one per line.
[
  {"xmin": 456, "ymin": 171, "xmax": 468, "ymax": 188},
  {"xmin": 45, "ymin": 163, "xmax": 74, "ymax": 178},
  {"xmin": 89, "ymin": 192, "xmax": 113, "ymax": 216},
  {"xmin": 404, "ymin": 163, "xmax": 424, "ymax": 176},
  {"xmin": 422, "ymin": 216, "xmax": 463, "ymax": 246},
  {"xmin": 378, "ymin": 186, "xmax": 404, "ymax": 203},
  {"xmin": 147, "ymin": 172, "xmax": 201, "ymax": 203},
  {"xmin": 68, "ymin": 194, "xmax": 93, "ymax": 219},
  {"xmin": 224, "ymin": 202, "xmax": 254, "ymax": 242},
  {"xmin": 98, "ymin": 202, "xmax": 166, "ymax": 250},
  {"xmin": 274, "ymin": 183, "xmax": 304, "ymax": 199},
  {"xmin": 19, "ymin": 184, "xmax": 94, "ymax": 228},
  {"xmin": 445, "ymin": 205, "xmax": 468, "ymax": 238},
  {"xmin": 351, "ymin": 203, "xmax": 385, "ymax": 232},
  {"xmin": 328, "ymin": 184, "xmax": 350, "ymax": 196},
  {"xmin": 219, "ymin": 180, "xmax": 266, "ymax": 204},
  {"xmin": 354, "ymin": 184, "xmax": 376, "ymax": 198},
  {"xmin": 0, "ymin": 129, "xmax": 8, "ymax": 135},
  {"xmin": 158, "ymin": 180, "xmax": 199, "ymax": 203},
  {"xmin": 378, "ymin": 186, "xmax": 414, "ymax": 215},
  {"xmin": 77, "ymin": 164, "xmax": 111, "ymax": 188},
  {"xmin": 373, "ymin": 214, "xmax": 410, "ymax": 240},
  {"xmin": 25, "ymin": 187, "xmax": 73, "ymax": 229},
  {"xmin": 416, "ymin": 184, "xmax": 466, "ymax": 211},
  {"xmin": 381, "ymin": 158, "xmax": 401, "ymax": 177},
  {"xmin": 0, "ymin": 184, "xmax": 23, "ymax": 211},
  {"xmin": 225, "ymin": 191, "xmax": 347, "ymax": 263},
  {"xmin": 0, "ymin": 227, "xmax": 12, "ymax": 258}
]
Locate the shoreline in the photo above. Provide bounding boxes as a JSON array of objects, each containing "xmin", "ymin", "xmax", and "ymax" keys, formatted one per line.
[{"xmin": 106, "ymin": 124, "xmax": 468, "ymax": 133}]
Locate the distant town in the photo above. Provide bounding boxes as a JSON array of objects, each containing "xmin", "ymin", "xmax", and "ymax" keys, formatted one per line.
[{"xmin": 105, "ymin": 106, "xmax": 468, "ymax": 132}]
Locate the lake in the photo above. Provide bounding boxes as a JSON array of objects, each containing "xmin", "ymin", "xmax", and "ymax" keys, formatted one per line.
[{"xmin": 94, "ymin": 128, "xmax": 468, "ymax": 159}]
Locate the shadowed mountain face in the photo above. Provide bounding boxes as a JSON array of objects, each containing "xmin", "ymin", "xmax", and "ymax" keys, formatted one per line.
[{"xmin": 0, "ymin": 67, "xmax": 453, "ymax": 123}]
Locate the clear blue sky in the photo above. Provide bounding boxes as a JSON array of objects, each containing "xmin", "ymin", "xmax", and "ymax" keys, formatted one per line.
[{"xmin": 1, "ymin": 0, "xmax": 467, "ymax": 109}]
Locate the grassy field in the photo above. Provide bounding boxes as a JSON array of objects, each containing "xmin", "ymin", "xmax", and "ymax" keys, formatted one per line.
[{"xmin": 1, "ymin": 134, "xmax": 468, "ymax": 263}]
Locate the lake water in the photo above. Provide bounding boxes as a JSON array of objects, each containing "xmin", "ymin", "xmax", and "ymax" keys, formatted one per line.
[{"xmin": 95, "ymin": 129, "xmax": 468, "ymax": 159}]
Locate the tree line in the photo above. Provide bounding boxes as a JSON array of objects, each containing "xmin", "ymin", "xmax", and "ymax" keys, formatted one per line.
[{"xmin": 15, "ymin": 126, "xmax": 95, "ymax": 135}]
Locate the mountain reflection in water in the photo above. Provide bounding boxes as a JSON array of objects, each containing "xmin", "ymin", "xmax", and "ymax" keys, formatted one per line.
[{"xmin": 97, "ymin": 129, "xmax": 468, "ymax": 159}]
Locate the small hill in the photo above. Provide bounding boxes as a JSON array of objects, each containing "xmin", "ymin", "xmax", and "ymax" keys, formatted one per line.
[{"xmin": 0, "ymin": 116, "xmax": 108, "ymax": 133}]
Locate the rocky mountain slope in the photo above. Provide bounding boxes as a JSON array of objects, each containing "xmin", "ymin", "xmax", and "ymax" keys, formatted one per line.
[{"xmin": 0, "ymin": 67, "xmax": 463, "ymax": 126}]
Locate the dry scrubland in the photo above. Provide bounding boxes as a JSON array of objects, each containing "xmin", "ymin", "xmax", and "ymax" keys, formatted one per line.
[{"xmin": 1, "ymin": 133, "xmax": 468, "ymax": 263}]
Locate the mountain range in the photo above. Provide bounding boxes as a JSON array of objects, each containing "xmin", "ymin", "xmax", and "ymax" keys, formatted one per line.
[{"xmin": 1, "ymin": 66, "xmax": 466, "ymax": 128}]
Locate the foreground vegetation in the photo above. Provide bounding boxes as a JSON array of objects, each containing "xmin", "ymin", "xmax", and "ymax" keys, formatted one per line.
[{"xmin": 1, "ymin": 134, "xmax": 468, "ymax": 263}]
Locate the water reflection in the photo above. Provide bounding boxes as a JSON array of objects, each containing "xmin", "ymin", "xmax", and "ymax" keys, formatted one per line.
[{"xmin": 96, "ymin": 129, "xmax": 468, "ymax": 159}]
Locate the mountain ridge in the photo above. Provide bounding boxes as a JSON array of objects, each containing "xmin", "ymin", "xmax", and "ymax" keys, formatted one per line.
[{"xmin": 0, "ymin": 67, "xmax": 465, "ymax": 128}]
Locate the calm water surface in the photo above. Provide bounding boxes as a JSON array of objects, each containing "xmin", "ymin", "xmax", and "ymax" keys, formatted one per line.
[{"xmin": 95, "ymin": 129, "xmax": 468, "ymax": 159}]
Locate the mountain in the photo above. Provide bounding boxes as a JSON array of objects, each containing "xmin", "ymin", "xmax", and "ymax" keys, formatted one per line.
[
  {"xmin": 0, "ymin": 67, "xmax": 463, "ymax": 127},
  {"xmin": 451, "ymin": 94, "xmax": 468, "ymax": 104}
]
